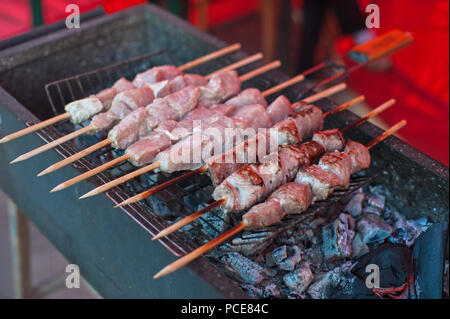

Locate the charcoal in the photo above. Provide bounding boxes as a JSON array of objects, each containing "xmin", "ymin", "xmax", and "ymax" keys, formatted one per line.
[
  {"xmin": 322, "ymin": 214, "xmax": 355, "ymax": 261},
  {"xmin": 357, "ymin": 213, "xmax": 392, "ymax": 244},
  {"xmin": 362, "ymin": 206, "xmax": 382, "ymax": 216},
  {"xmin": 273, "ymin": 246, "xmax": 302, "ymax": 271},
  {"xmin": 307, "ymin": 262, "xmax": 373, "ymax": 299},
  {"xmin": 283, "ymin": 262, "xmax": 314, "ymax": 294},
  {"xmin": 230, "ymin": 231, "xmax": 273, "ymax": 255},
  {"xmin": 351, "ymin": 233, "xmax": 369, "ymax": 258},
  {"xmin": 242, "ymin": 284, "xmax": 264, "ymax": 298},
  {"xmin": 197, "ymin": 208, "xmax": 228, "ymax": 238},
  {"xmin": 344, "ymin": 189, "xmax": 365, "ymax": 217},
  {"xmin": 387, "ymin": 211, "xmax": 431, "ymax": 247},
  {"xmin": 272, "ymin": 246, "xmax": 288, "ymax": 264},
  {"xmin": 264, "ymin": 282, "xmax": 282, "ymax": 298},
  {"xmin": 223, "ymin": 252, "xmax": 266, "ymax": 285},
  {"xmin": 366, "ymin": 193, "xmax": 386, "ymax": 211}
]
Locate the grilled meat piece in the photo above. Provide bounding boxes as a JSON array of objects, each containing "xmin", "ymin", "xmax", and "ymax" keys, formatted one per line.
[
  {"xmin": 344, "ymin": 140, "xmax": 371, "ymax": 173},
  {"xmin": 225, "ymin": 88, "xmax": 267, "ymax": 108},
  {"xmin": 266, "ymin": 95, "xmax": 293, "ymax": 123},
  {"xmin": 198, "ymin": 70, "xmax": 241, "ymax": 107},
  {"xmin": 152, "ymin": 74, "xmax": 208, "ymax": 98},
  {"xmin": 64, "ymin": 77, "xmax": 134, "ymax": 124},
  {"xmin": 90, "ymin": 87, "xmax": 155, "ymax": 133},
  {"xmin": 132, "ymin": 65, "xmax": 183, "ymax": 88},
  {"xmin": 231, "ymin": 104, "xmax": 273, "ymax": 130},
  {"xmin": 154, "ymin": 133, "xmax": 212, "ymax": 173},
  {"xmin": 313, "ymin": 129, "xmax": 345, "ymax": 153},
  {"xmin": 295, "ymin": 165, "xmax": 341, "ymax": 201},
  {"xmin": 242, "ymin": 182, "xmax": 313, "ymax": 229},
  {"xmin": 319, "ymin": 152, "xmax": 352, "ymax": 189}
]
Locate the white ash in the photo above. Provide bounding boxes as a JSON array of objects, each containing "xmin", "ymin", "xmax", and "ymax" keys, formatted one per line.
[{"xmin": 283, "ymin": 262, "xmax": 314, "ymax": 296}]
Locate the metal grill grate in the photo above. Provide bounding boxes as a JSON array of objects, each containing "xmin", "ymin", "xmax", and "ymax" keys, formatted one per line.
[{"xmin": 33, "ymin": 52, "xmax": 372, "ymax": 258}]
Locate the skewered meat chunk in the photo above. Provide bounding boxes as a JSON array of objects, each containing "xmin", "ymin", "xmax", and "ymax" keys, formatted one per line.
[
  {"xmin": 225, "ymin": 88, "xmax": 268, "ymax": 108},
  {"xmin": 132, "ymin": 65, "xmax": 183, "ymax": 88},
  {"xmin": 64, "ymin": 77, "xmax": 135, "ymax": 124},
  {"xmin": 272, "ymin": 118, "xmax": 302, "ymax": 145},
  {"xmin": 344, "ymin": 140, "xmax": 371, "ymax": 173},
  {"xmin": 312, "ymin": 129, "xmax": 345, "ymax": 152},
  {"xmin": 108, "ymin": 107, "xmax": 154, "ymax": 149},
  {"xmin": 94, "ymin": 78, "xmax": 135, "ymax": 110},
  {"xmin": 243, "ymin": 182, "xmax": 313, "ymax": 229},
  {"xmin": 214, "ymin": 165, "xmax": 266, "ymax": 212},
  {"xmin": 270, "ymin": 182, "xmax": 313, "ymax": 215},
  {"xmin": 127, "ymin": 132, "xmax": 172, "ymax": 166},
  {"xmin": 295, "ymin": 165, "xmax": 341, "ymax": 201},
  {"xmin": 198, "ymin": 70, "xmax": 241, "ymax": 107},
  {"xmin": 65, "ymin": 98, "xmax": 104, "ymax": 125},
  {"xmin": 183, "ymin": 107, "xmax": 216, "ymax": 121},
  {"xmin": 152, "ymin": 74, "xmax": 208, "ymax": 98},
  {"xmin": 243, "ymin": 200, "xmax": 285, "ymax": 229},
  {"xmin": 231, "ymin": 104, "xmax": 273, "ymax": 129},
  {"xmin": 90, "ymin": 87, "xmax": 155, "ymax": 133},
  {"xmin": 155, "ymin": 133, "xmax": 212, "ymax": 173},
  {"xmin": 267, "ymin": 95, "xmax": 293, "ymax": 123},
  {"xmin": 291, "ymin": 105, "xmax": 323, "ymax": 140},
  {"xmin": 318, "ymin": 152, "xmax": 352, "ymax": 189},
  {"xmin": 209, "ymin": 104, "xmax": 238, "ymax": 116},
  {"xmin": 110, "ymin": 77, "xmax": 135, "ymax": 92}
]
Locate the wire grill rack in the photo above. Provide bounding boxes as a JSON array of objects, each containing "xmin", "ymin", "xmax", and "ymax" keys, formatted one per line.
[{"xmin": 33, "ymin": 50, "xmax": 372, "ymax": 257}]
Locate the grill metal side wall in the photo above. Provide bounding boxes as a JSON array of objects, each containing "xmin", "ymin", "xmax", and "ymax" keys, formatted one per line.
[{"xmin": 0, "ymin": 4, "xmax": 448, "ymax": 298}]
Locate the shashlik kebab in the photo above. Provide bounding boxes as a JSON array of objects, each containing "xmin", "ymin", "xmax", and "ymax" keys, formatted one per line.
[
  {"xmin": 12, "ymin": 55, "xmax": 269, "ymax": 163},
  {"xmin": 153, "ymin": 119, "xmax": 407, "ymax": 279},
  {"xmin": 79, "ymin": 84, "xmax": 349, "ymax": 199},
  {"xmin": 114, "ymin": 84, "xmax": 351, "ymax": 207},
  {"xmin": 0, "ymin": 43, "xmax": 242, "ymax": 144},
  {"xmin": 151, "ymin": 99, "xmax": 394, "ymax": 240},
  {"xmin": 49, "ymin": 72, "xmax": 309, "ymax": 192}
]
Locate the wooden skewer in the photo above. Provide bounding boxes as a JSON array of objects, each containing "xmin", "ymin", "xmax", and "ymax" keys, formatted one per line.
[
  {"xmin": 261, "ymin": 74, "xmax": 305, "ymax": 97},
  {"xmin": 37, "ymin": 138, "xmax": 113, "ymax": 176},
  {"xmin": 10, "ymin": 125, "xmax": 93, "ymax": 164},
  {"xmin": 47, "ymin": 63, "xmax": 284, "ymax": 191},
  {"xmin": 238, "ymin": 60, "xmax": 281, "ymax": 82},
  {"xmin": 113, "ymin": 85, "xmax": 352, "ymax": 208},
  {"xmin": 367, "ymin": 119, "xmax": 406, "ymax": 149},
  {"xmin": 79, "ymin": 161, "xmax": 161, "ymax": 199},
  {"xmin": 342, "ymin": 98, "xmax": 395, "ymax": 133},
  {"xmin": 205, "ymin": 53, "xmax": 263, "ymax": 79},
  {"xmin": 323, "ymin": 95, "xmax": 365, "ymax": 117},
  {"xmin": 152, "ymin": 198, "xmax": 226, "ymax": 240},
  {"xmin": 150, "ymin": 95, "xmax": 371, "ymax": 239},
  {"xmin": 177, "ymin": 43, "xmax": 241, "ymax": 71},
  {"xmin": 1, "ymin": 43, "xmax": 242, "ymax": 145},
  {"xmin": 78, "ymin": 74, "xmax": 315, "ymax": 199},
  {"xmin": 153, "ymin": 120, "xmax": 408, "ymax": 279},
  {"xmin": 114, "ymin": 166, "xmax": 208, "ymax": 207},
  {"xmin": 50, "ymin": 154, "xmax": 129, "ymax": 193},
  {"xmin": 0, "ymin": 113, "xmax": 70, "ymax": 144},
  {"xmin": 153, "ymin": 221, "xmax": 247, "ymax": 279}
]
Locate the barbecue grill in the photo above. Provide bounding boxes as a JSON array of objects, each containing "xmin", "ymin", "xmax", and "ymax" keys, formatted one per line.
[{"xmin": 0, "ymin": 4, "xmax": 448, "ymax": 298}]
